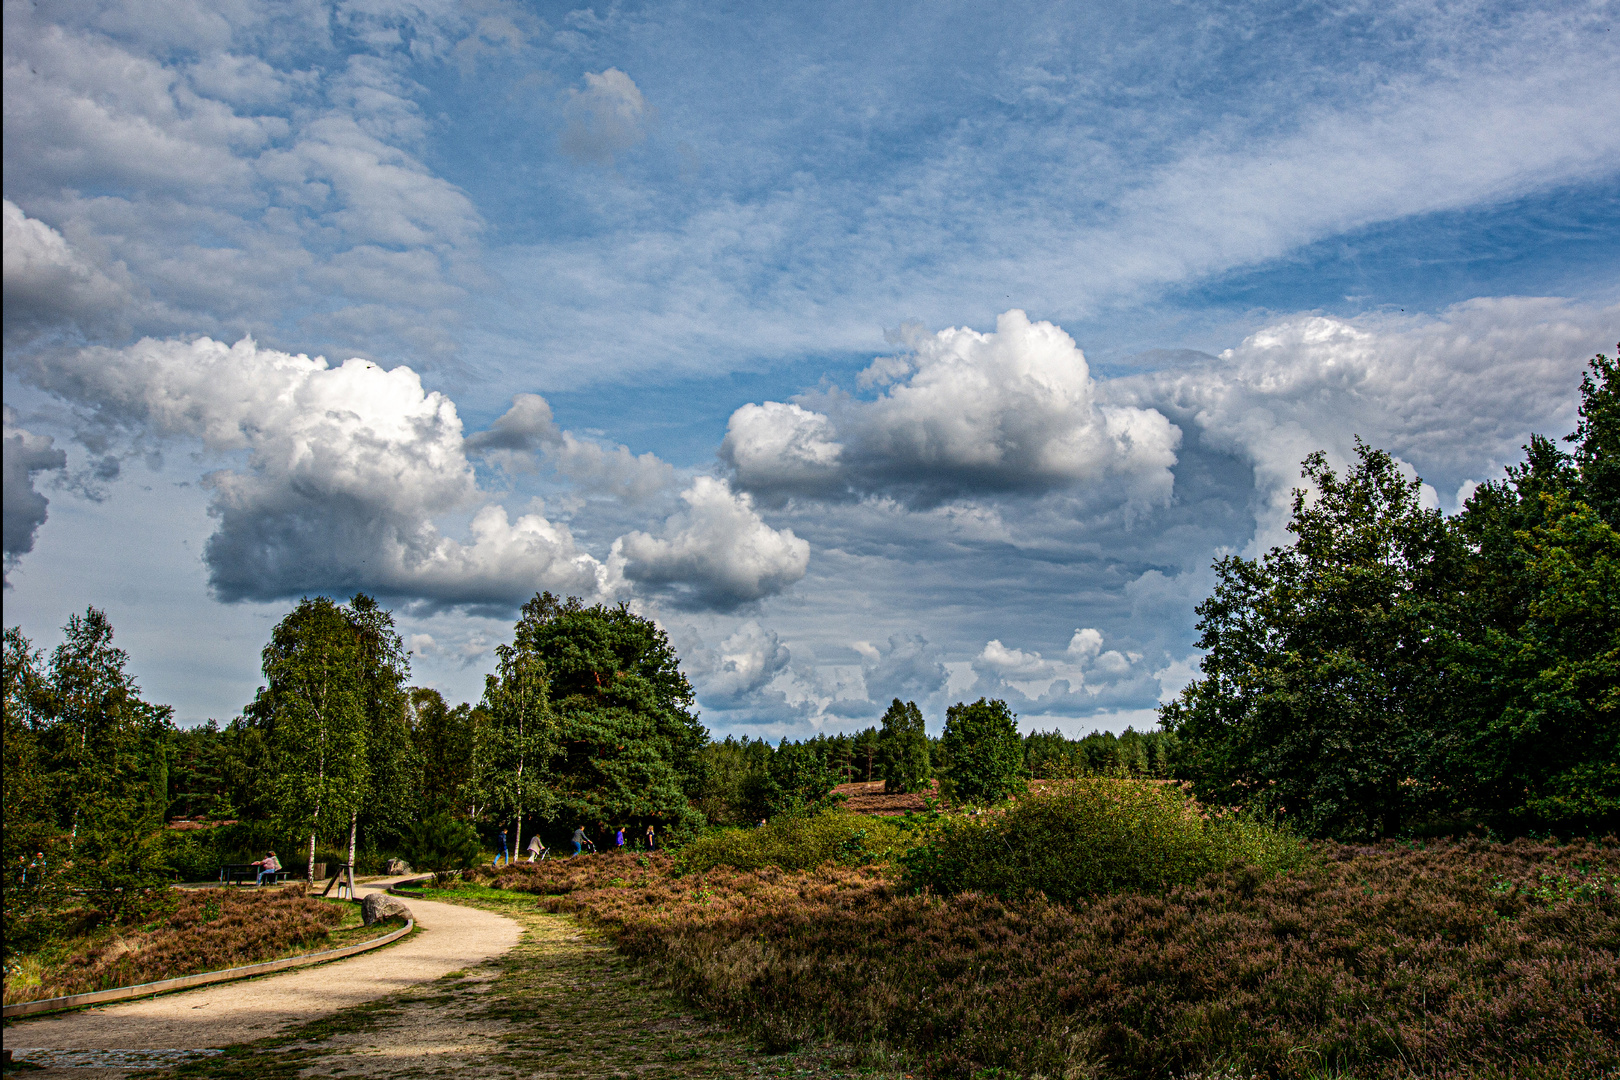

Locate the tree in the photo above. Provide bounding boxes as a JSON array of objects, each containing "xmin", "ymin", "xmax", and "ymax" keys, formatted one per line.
[
  {"xmin": 739, "ymin": 738, "xmax": 843, "ymax": 821},
  {"xmin": 346, "ymin": 595, "xmax": 417, "ymax": 867},
  {"xmin": 1444, "ymin": 351, "xmax": 1620, "ymax": 832},
  {"xmin": 4, "ymin": 627, "xmax": 56, "ymax": 957},
  {"xmin": 477, "ymin": 639, "xmax": 557, "ymax": 856},
  {"xmin": 248, "ymin": 598, "xmax": 368, "ymax": 884},
  {"xmin": 409, "ymin": 688, "xmax": 476, "ymax": 811},
  {"xmin": 940, "ymin": 698, "xmax": 1026, "ymax": 804},
  {"xmin": 511, "ymin": 593, "xmax": 708, "ymax": 834},
  {"xmin": 1161, "ymin": 443, "xmax": 1458, "ymax": 838},
  {"xmin": 875, "ymin": 698, "xmax": 930, "ymax": 793}
]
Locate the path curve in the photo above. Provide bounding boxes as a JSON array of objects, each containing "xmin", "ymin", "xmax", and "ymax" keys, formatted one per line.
[{"xmin": 4, "ymin": 878, "xmax": 521, "ymax": 1051}]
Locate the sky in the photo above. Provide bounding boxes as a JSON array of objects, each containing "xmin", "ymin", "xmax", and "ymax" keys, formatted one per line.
[{"xmin": 4, "ymin": 0, "xmax": 1617, "ymax": 738}]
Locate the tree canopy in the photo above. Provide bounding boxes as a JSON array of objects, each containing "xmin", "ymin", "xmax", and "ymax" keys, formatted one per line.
[{"xmin": 1164, "ymin": 350, "xmax": 1619, "ymax": 838}]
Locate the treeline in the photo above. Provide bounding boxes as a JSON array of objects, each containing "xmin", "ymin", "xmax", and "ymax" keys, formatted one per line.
[
  {"xmin": 1164, "ymin": 350, "xmax": 1619, "ymax": 839},
  {"xmin": 695, "ymin": 699, "xmax": 1179, "ymax": 825}
]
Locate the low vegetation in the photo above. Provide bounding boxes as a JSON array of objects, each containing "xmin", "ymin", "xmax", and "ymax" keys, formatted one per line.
[
  {"xmin": 1, "ymin": 889, "xmax": 389, "ymax": 1006},
  {"xmin": 472, "ymin": 837, "xmax": 1618, "ymax": 1079},
  {"xmin": 671, "ymin": 810, "xmax": 921, "ymax": 874},
  {"xmin": 901, "ymin": 779, "xmax": 1307, "ymax": 902}
]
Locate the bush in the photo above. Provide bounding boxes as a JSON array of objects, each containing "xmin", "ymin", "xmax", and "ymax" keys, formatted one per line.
[
  {"xmin": 402, "ymin": 810, "xmax": 482, "ymax": 872},
  {"xmin": 674, "ymin": 811, "xmax": 919, "ymax": 874},
  {"xmin": 902, "ymin": 778, "xmax": 1305, "ymax": 902}
]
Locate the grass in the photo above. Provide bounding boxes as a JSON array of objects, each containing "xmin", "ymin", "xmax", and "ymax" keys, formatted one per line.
[
  {"xmin": 1, "ymin": 887, "xmax": 393, "ymax": 1005},
  {"xmin": 479, "ymin": 838, "xmax": 1620, "ymax": 1079}
]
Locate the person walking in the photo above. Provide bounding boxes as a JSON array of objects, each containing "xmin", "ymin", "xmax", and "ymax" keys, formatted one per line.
[
  {"xmin": 526, "ymin": 832, "xmax": 546, "ymax": 862},
  {"xmin": 571, "ymin": 825, "xmax": 586, "ymax": 857},
  {"xmin": 493, "ymin": 827, "xmax": 509, "ymax": 869},
  {"xmin": 644, "ymin": 824, "xmax": 656, "ymax": 851},
  {"xmin": 614, "ymin": 825, "xmax": 625, "ymax": 853}
]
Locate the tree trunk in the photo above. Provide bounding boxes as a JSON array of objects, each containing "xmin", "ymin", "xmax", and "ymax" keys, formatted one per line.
[
  {"xmin": 513, "ymin": 805, "xmax": 522, "ymax": 864},
  {"xmin": 307, "ymin": 830, "xmax": 317, "ymax": 886},
  {"xmin": 346, "ymin": 810, "xmax": 358, "ymax": 884}
]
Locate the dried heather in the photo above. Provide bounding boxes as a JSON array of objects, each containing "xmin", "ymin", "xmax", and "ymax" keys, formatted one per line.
[
  {"xmin": 476, "ymin": 839, "xmax": 1619, "ymax": 1079},
  {"xmin": 4, "ymin": 888, "xmax": 346, "ymax": 1004}
]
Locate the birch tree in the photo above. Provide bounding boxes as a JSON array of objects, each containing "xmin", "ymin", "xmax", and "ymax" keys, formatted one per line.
[{"xmin": 250, "ymin": 599, "xmax": 368, "ymax": 884}]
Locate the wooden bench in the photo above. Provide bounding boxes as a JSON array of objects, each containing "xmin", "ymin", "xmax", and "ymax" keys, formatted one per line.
[{"xmin": 219, "ymin": 863, "xmax": 294, "ymax": 885}]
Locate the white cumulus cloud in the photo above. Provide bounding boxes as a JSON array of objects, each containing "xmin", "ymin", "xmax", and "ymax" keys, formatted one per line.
[
  {"xmin": 611, "ymin": 477, "xmax": 809, "ymax": 610},
  {"xmin": 724, "ymin": 309, "xmax": 1181, "ymax": 506}
]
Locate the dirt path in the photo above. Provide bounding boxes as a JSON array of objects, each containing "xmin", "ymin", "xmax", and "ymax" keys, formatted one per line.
[{"xmin": 3, "ymin": 878, "xmax": 521, "ymax": 1072}]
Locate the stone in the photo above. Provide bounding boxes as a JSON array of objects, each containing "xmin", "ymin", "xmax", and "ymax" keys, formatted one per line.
[
  {"xmin": 385, "ymin": 858, "xmax": 412, "ymax": 875},
  {"xmin": 361, "ymin": 892, "xmax": 411, "ymax": 927}
]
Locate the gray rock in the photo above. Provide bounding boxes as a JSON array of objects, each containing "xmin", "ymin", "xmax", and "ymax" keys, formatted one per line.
[
  {"xmin": 385, "ymin": 858, "xmax": 412, "ymax": 875},
  {"xmin": 362, "ymin": 892, "xmax": 412, "ymax": 927}
]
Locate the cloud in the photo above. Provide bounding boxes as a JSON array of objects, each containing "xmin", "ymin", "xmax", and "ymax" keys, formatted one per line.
[
  {"xmin": 968, "ymin": 627, "xmax": 1159, "ymax": 717},
  {"xmin": 23, "ymin": 336, "xmax": 605, "ymax": 607},
  {"xmin": 845, "ymin": 633, "xmax": 949, "ymax": 716},
  {"xmin": 466, "ymin": 393, "xmax": 674, "ymax": 499},
  {"xmin": 559, "ymin": 68, "xmax": 650, "ymax": 165},
  {"xmin": 724, "ymin": 310, "xmax": 1181, "ymax": 506},
  {"xmin": 2, "ymin": 406, "xmax": 69, "ymax": 582},
  {"xmin": 1121, "ymin": 296, "xmax": 1617, "ymax": 546},
  {"xmin": 611, "ymin": 477, "xmax": 809, "ymax": 610},
  {"xmin": 3, "ymin": 200, "xmax": 135, "ymax": 341},
  {"xmin": 689, "ymin": 621, "xmax": 793, "ymax": 708}
]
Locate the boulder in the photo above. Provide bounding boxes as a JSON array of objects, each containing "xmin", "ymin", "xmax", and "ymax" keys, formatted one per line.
[
  {"xmin": 385, "ymin": 858, "xmax": 412, "ymax": 875},
  {"xmin": 361, "ymin": 892, "xmax": 412, "ymax": 927}
]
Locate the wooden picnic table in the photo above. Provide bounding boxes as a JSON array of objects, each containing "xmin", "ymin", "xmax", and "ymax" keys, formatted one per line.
[{"xmin": 218, "ymin": 863, "xmax": 293, "ymax": 885}]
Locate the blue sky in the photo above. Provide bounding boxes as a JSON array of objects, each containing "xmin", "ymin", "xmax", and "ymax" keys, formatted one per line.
[{"xmin": 4, "ymin": 0, "xmax": 1617, "ymax": 736}]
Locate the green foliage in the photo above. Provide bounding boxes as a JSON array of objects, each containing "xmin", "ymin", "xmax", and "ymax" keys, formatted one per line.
[
  {"xmin": 674, "ymin": 811, "xmax": 917, "ymax": 874},
  {"xmin": 473, "ymin": 637, "xmax": 558, "ymax": 837},
  {"xmin": 1161, "ymin": 443, "xmax": 1461, "ymax": 838},
  {"xmin": 512, "ymin": 593, "xmax": 708, "ymax": 831},
  {"xmin": 403, "ymin": 809, "xmax": 483, "ymax": 872},
  {"xmin": 940, "ymin": 698, "xmax": 1026, "ymax": 804},
  {"xmin": 1023, "ymin": 726, "xmax": 1181, "ymax": 779},
  {"xmin": 692, "ymin": 734, "xmax": 774, "ymax": 824},
  {"xmin": 875, "ymin": 698, "xmax": 930, "ymax": 793},
  {"xmin": 408, "ymin": 688, "xmax": 477, "ymax": 812},
  {"xmin": 1166, "ymin": 353, "xmax": 1620, "ymax": 838},
  {"xmin": 347, "ymin": 595, "xmax": 418, "ymax": 847},
  {"xmin": 70, "ymin": 798, "xmax": 178, "ymax": 924},
  {"xmin": 901, "ymin": 779, "xmax": 1306, "ymax": 902},
  {"xmin": 247, "ymin": 597, "xmax": 370, "ymax": 875}
]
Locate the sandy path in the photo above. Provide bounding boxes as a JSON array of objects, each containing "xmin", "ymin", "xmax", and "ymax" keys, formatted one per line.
[{"xmin": 4, "ymin": 878, "xmax": 521, "ymax": 1057}]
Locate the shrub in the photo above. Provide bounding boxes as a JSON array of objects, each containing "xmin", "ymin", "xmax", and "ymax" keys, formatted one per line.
[
  {"xmin": 402, "ymin": 810, "xmax": 482, "ymax": 872},
  {"xmin": 674, "ymin": 811, "xmax": 919, "ymax": 874},
  {"xmin": 902, "ymin": 778, "xmax": 1305, "ymax": 902}
]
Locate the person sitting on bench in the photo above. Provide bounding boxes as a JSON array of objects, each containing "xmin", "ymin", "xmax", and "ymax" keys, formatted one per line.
[{"xmin": 252, "ymin": 850, "xmax": 281, "ymax": 885}]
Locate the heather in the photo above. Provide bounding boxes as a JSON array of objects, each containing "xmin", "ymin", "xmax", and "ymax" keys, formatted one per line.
[
  {"xmin": 473, "ymin": 839, "xmax": 1619, "ymax": 1079},
  {"xmin": 3, "ymin": 889, "xmax": 351, "ymax": 1005},
  {"xmin": 902, "ymin": 779, "xmax": 1307, "ymax": 903},
  {"xmin": 673, "ymin": 810, "xmax": 921, "ymax": 874}
]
